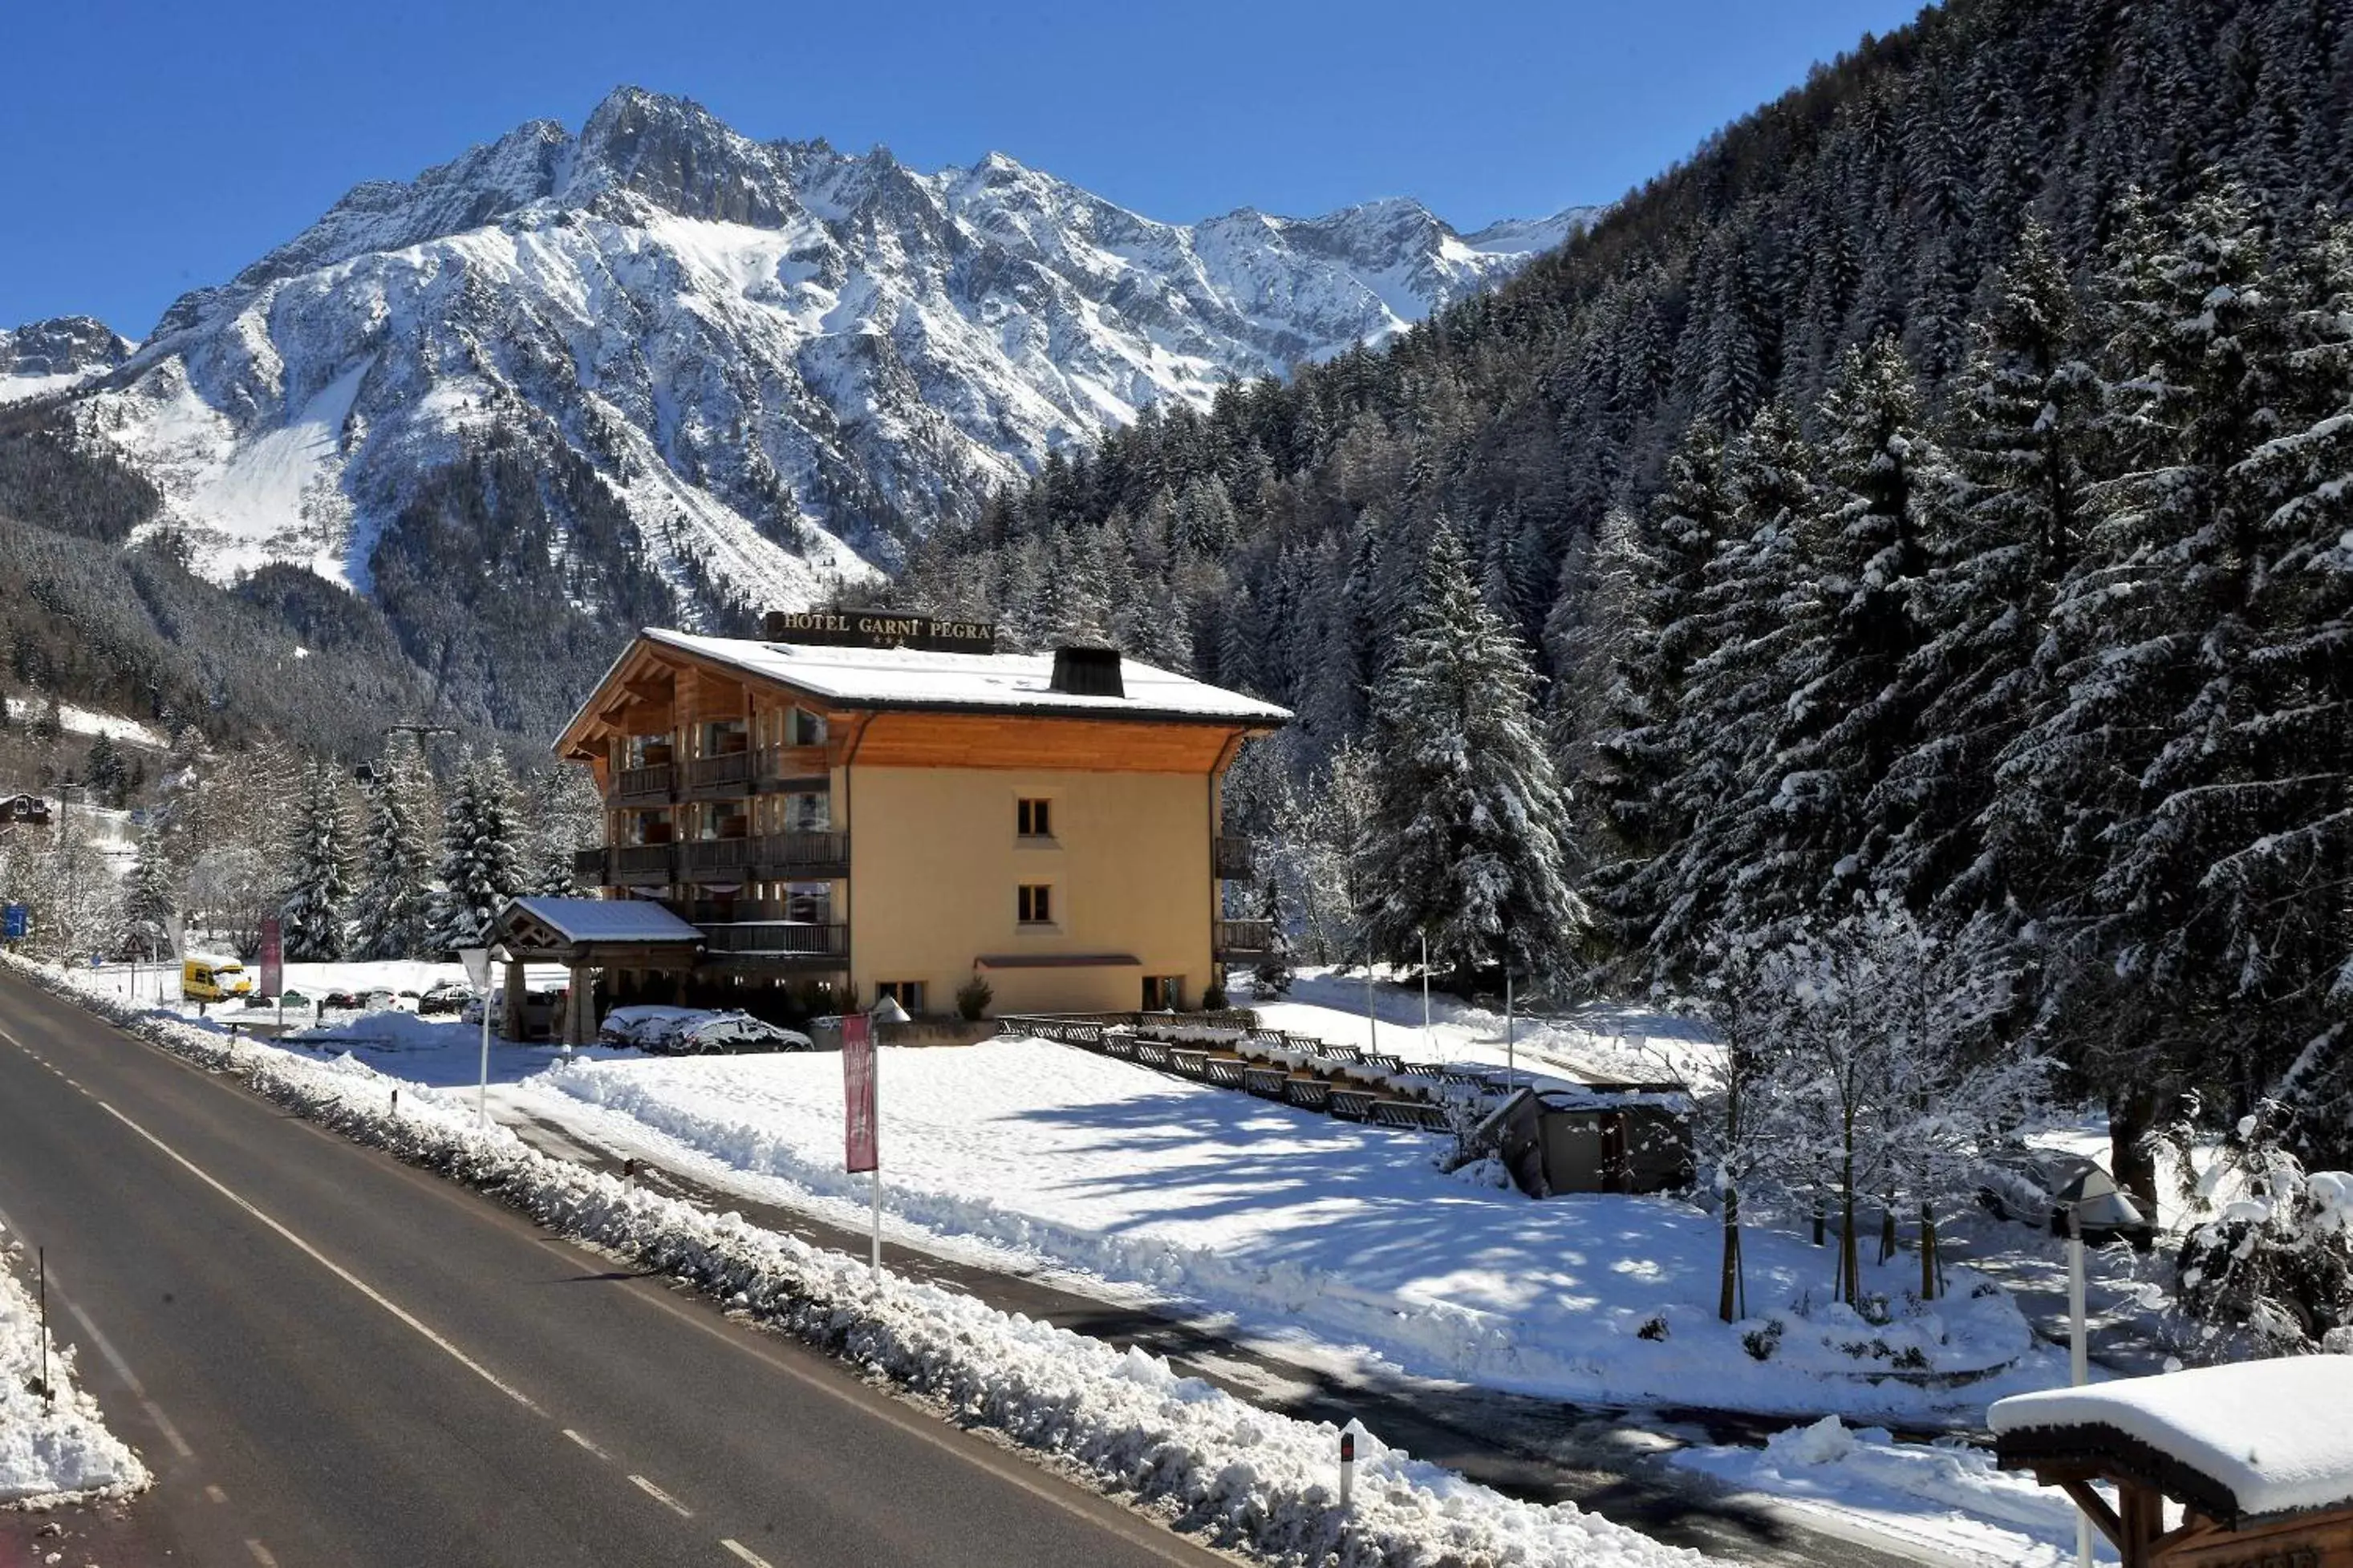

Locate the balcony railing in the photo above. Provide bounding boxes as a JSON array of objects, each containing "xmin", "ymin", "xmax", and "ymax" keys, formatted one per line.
[
  {"xmin": 685, "ymin": 751, "xmax": 754, "ymax": 794},
  {"xmin": 615, "ymin": 764, "xmax": 673, "ymax": 801},
  {"xmin": 699, "ymin": 922, "xmax": 850, "ymax": 959},
  {"xmin": 763, "ymin": 743, "xmax": 831, "ymax": 784},
  {"xmin": 614, "ymin": 842, "xmax": 677, "ymax": 883},
  {"xmin": 1214, "ymin": 919, "xmax": 1276, "ymax": 958},
  {"xmin": 678, "ymin": 831, "xmax": 850, "ymax": 881},
  {"xmin": 1213, "ymin": 835, "xmax": 1256, "ymax": 880},
  {"xmin": 572, "ymin": 846, "xmax": 610, "ymax": 883}
]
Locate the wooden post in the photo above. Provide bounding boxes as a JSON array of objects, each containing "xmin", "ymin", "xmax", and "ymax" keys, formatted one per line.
[{"xmin": 503, "ymin": 958, "xmax": 527, "ymax": 1041}]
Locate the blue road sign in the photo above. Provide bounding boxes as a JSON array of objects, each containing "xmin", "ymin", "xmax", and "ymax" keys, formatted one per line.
[{"xmin": 3, "ymin": 903, "xmax": 28, "ymax": 941}]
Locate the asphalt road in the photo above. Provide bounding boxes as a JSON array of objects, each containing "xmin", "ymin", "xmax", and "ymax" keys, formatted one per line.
[{"xmin": 0, "ymin": 969, "xmax": 1239, "ymax": 1568}]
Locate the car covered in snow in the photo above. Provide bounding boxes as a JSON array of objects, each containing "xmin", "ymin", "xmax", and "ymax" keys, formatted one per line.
[
  {"xmin": 321, "ymin": 988, "xmax": 362, "ymax": 1010},
  {"xmin": 417, "ymin": 980, "xmax": 473, "ymax": 1016},
  {"xmin": 615, "ymin": 1007, "xmax": 813, "ymax": 1055},
  {"xmin": 1976, "ymin": 1149, "xmax": 2155, "ymax": 1248},
  {"xmin": 597, "ymin": 1005, "xmax": 704, "ymax": 1049}
]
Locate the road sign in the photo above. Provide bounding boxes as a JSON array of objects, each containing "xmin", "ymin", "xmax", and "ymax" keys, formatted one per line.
[
  {"xmin": 258, "ymin": 917, "xmax": 283, "ymax": 997},
  {"xmin": 842, "ymin": 1014, "xmax": 876, "ymax": 1174},
  {"xmin": 2, "ymin": 903, "xmax": 26, "ymax": 941},
  {"xmin": 458, "ymin": 946, "xmax": 492, "ymax": 992}
]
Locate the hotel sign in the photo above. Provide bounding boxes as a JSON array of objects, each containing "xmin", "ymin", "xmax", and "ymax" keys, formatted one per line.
[{"xmin": 765, "ymin": 610, "xmax": 997, "ymax": 654}]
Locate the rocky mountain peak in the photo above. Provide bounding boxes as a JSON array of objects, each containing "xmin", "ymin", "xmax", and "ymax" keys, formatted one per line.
[{"xmin": 1, "ymin": 316, "xmax": 132, "ymax": 379}]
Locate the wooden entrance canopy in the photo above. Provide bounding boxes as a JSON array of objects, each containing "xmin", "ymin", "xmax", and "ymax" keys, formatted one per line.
[
  {"xmin": 490, "ymin": 897, "xmax": 704, "ymax": 1045},
  {"xmin": 1994, "ymin": 1359, "xmax": 2353, "ymax": 1567}
]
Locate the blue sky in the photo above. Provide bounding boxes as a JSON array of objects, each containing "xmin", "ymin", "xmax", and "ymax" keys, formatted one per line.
[{"xmin": 1, "ymin": 0, "xmax": 1926, "ymax": 336}]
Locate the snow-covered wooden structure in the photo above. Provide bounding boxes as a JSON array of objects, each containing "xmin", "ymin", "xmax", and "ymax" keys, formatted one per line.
[
  {"xmin": 490, "ymin": 896, "xmax": 704, "ymax": 1045},
  {"xmin": 1993, "ymin": 1358, "xmax": 2353, "ymax": 1567}
]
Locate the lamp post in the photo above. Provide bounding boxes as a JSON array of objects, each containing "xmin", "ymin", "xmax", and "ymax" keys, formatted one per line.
[{"xmin": 2055, "ymin": 1168, "xmax": 2146, "ymax": 1568}]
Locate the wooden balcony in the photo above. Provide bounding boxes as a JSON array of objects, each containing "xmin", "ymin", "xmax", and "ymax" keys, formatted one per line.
[
  {"xmin": 571, "ymin": 846, "xmax": 610, "ymax": 884},
  {"xmin": 698, "ymin": 922, "xmax": 850, "ymax": 960},
  {"xmin": 684, "ymin": 750, "xmax": 755, "ymax": 796},
  {"xmin": 760, "ymin": 743, "xmax": 832, "ymax": 787},
  {"xmin": 1214, "ymin": 918, "xmax": 1276, "ymax": 958},
  {"xmin": 615, "ymin": 763, "xmax": 674, "ymax": 802},
  {"xmin": 1213, "ymin": 835, "xmax": 1256, "ymax": 880},
  {"xmin": 613, "ymin": 842, "xmax": 677, "ymax": 885},
  {"xmin": 677, "ymin": 831, "xmax": 852, "ymax": 882}
]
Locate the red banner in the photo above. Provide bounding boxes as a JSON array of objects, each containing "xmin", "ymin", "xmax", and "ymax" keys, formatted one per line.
[
  {"xmin": 842, "ymin": 1013, "xmax": 877, "ymax": 1173},
  {"xmin": 258, "ymin": 917, "xmax": 283, "ymax": 999}
]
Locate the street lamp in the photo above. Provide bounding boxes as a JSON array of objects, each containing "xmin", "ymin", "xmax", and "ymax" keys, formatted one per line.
[{"xmin": 2055, "ymin": 1167, "xmax": 2146, "ymax": 1568}]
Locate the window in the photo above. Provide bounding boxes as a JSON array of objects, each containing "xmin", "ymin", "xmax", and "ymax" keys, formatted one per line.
[
  {"xmin": 785, "ymin": 792, "xmax": 830, "ymax": 832},
  {"xmin": 785, "ymin": 881, "xmax": 832, "ymax": 925},
  {"xmin": 1016, "ymin": 797, "xmax": 1053, "ymax": 838},
  {"xmin": 1017, "ymin": 884, "xmax": 1053, "ymax": 925},
  {"xmin": 874, "ymin": 980, "xmax": 925, "ymax": 1013},
  {"xmin": 1142, "ymin": 975, "xmax": 1183, "ymax": 1011},
  {"xmin": 789, "ymin": 707, "xmax": 828, "ymax": 747}
]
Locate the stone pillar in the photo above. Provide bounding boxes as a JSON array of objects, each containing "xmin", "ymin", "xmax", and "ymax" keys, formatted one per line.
[{"xmin": 502, "ymin": 959, "xmax": 527, "ymax": 1041}]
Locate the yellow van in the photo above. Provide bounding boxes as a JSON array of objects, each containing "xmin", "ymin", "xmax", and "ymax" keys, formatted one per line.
[{"xmin": 182, "ymin": 958, "xmax": 254, "ymax": 1003}]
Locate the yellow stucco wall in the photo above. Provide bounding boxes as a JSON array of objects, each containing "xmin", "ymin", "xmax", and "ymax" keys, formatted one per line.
[{"xmin": 846, "ymin": 765, "xmax": 1214, "ymax": 1015}]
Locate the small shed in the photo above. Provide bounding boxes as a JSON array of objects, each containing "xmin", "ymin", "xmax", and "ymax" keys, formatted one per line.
[
  {"xmin": 489, "ymin": 897, "xmax": 704, "ymax": 1044},
  {"xmin": 1993, "ymin": 1357, "xmax": 2353, "ymax": 1567},
  {"xmin": 0, "ymin": 794, "xmax": 51, "ymax": 826},
  {"xmin": 1474, "ymin": 1085, "xmax": 1693, "ymax": 1197}
]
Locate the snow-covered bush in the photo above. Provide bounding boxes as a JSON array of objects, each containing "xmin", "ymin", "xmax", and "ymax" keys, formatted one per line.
[{"xmin": 2171, "ymin": 1104, "xmax": 2353, "ymax": 1355}]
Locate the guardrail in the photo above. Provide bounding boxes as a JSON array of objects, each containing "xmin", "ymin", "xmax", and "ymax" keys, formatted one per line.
[
  {"xmin": 615, "ymin": 764, "xmax": 674, "ymax": 801},
  {"xmin": 1213, "ymin": 919, "xmax": 1275, "ymax": 958}
]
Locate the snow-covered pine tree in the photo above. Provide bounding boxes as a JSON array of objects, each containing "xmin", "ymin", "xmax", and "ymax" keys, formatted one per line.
[
  {"xmin": 120, "ymin": 825, "xmax": 177, "ymax": 954},
  {"xmin": 1645, "ymin": 403, "xmax": 1818, "ymax": 960},
  {"xmin": 428, "ymin": 748, "xmax": 525, "ymax": 954},
  {"xmin": 1358, "ymin": 522, "xmax": 1584, "ymax": 989},
  {"xmin": 523, "ymin": 764, "xmax": 602, "ymax": 897},
  {"xmin": 278, "ymin": 760, "xmax": 355, "ymax": 961},
  {"xmin": 351, "ymin": 733, "xmax": 438, "ymax": 959},
  {"xmin": 2001, "ymin": 186, "xmax": 2295, "ymax": 1205},
  {"xmin": 1875, "ymin": 220, "xmax": 2095, "ymax": 913}
]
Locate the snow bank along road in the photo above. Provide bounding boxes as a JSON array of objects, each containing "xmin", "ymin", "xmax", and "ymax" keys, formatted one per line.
[{"xmin": 0, "ymin": 967, "xmax": 1239, "ymax": 1568}]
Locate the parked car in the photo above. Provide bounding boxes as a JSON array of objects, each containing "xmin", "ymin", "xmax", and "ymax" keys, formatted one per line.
[
  {"xmin": 360, "ymin": 987, "xmax": 400, "ymax": 1011},
  {"xmin": 1977, "ymin": 1149, "xmax": 2155, "ymax": 1247},
  {"xmin": 321, "ymin": 988, "xmax": 362, "ymax": 1010},
  {"xmin": 597, "ymin": 1005, "xmax": 703, "ymax": 1050},
  {"xmin": 417, "ymin": 981, "xmax": 473, "ymax": 1016},
  {"xmin": 665, "ymin": 1011, "xmax": 815, "ymax": 1056}
]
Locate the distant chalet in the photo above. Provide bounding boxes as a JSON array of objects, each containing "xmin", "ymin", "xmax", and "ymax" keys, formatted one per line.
[{"xmin": 554, "ymin": 613, "xmax": 1288, "ymax": 1022}]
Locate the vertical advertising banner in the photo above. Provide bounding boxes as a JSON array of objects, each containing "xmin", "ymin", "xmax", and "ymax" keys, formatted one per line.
[
  {"xmin": 842, "ymin": 1013, "xmax": 877, "ymax": 1173},
  {"xmin": 258, "ymin": 916, "xmax": 283, "ymax": 999}
]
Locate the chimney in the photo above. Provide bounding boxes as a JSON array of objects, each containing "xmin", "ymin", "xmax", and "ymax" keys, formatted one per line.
[{"xmin": 1049, "ymin": 646, "xmax": 1124, "ymax": 698}]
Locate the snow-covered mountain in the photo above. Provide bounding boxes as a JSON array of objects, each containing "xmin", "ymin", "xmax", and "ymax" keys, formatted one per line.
[
  {"xmin": 0, "ymin": 316, "xmax": 133, "ymax": 403},
  {"xmin": 42, "ymin": 87, "xmax": 1593, "ymax": 620}
]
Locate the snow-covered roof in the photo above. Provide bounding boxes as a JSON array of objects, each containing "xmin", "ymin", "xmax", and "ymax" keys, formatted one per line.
[
  {"xmin": 640, "ymin": 628, "xmax": 1291, "ymax": 725},
  {"xmin": 1991, "ymin": 1358, "xmax": 2353, "ymax": 1521},
  {"xmin": 506, "ymin": 897, "xmax": 703, "ymax": 945}
]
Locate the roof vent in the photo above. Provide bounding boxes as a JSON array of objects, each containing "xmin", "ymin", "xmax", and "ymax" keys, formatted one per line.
[{"xmin": 1049, "ymin": 645, "xmax": 1124, "ymax": 698}]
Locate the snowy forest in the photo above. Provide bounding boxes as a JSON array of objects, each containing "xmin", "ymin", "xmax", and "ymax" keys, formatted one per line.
[
  {"xmin": 0, "ymin": 729, "xmax": 601, "ymax": 971},
  {"xmin": 888, "ymin": 0, "xmax": 2353, "ymax": 1181}
]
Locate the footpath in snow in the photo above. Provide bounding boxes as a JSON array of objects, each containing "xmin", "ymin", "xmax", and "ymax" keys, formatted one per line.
[
  {"xmin": 0, "ymin": 1223, "xmax": 148, "ymax": 1508},
  {"xmin": 3, "ymin": 954, "xmax": 1702, "ymax": 1568}
]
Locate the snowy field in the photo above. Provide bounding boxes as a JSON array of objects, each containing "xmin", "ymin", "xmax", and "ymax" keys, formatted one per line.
[
  {"xmin": 0, "ymin": 1222, "xmax": 148, "ymax": 1507},
  {"xmin": 527, "ymin": 1031, "xmax": 2066, "ymax": 1422}
]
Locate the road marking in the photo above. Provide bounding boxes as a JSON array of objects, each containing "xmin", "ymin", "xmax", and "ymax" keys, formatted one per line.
[
  {"xmin": 58, "ymin": 1293, "xmax": 149, "ymax": 1396},
  {"xmin": 205, "ymin": 1485, "xmax": 229, "ymax": 1504},
  {"xmin": 143, "ymin": 1399, "xmax": 196, "ymax": 1458},
  {"xmin": 245, "ymin": 1540, "xmax": 278, "ymax": 1567},
  {"xmin": 720, "ymin": 1541, "xmax": 777, "ymax": 1567},
  {"xmin": 562, "ymin": 1428, "xmax": 609, "ymax": 1460},
  {"xmin": 629, "ymin": 1473, "xmax": 695, "ymax": 1517},
  {"xmin": 87, "ymin": 1096, "xmax": 545, "ymax": 1417}
]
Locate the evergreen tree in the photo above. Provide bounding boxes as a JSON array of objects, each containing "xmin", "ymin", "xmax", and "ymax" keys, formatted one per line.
[
  {"xmin": 351, "ymin": 734, "xmax": 438, "ymax": 959},
  {"xmin": 1358, "ymin": 524, "xmax": 1584, "ymax": 988},
  {"xmin": 278, "ymin": 760, "xmax": 355, "ymax": 961},
  {"xmin": 428, "ymin": 749, "xmax": 525, "ymax": 954},
  {"xmin": 120, "ymin": 826, "xmax": 177, "ymax": 954}
]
